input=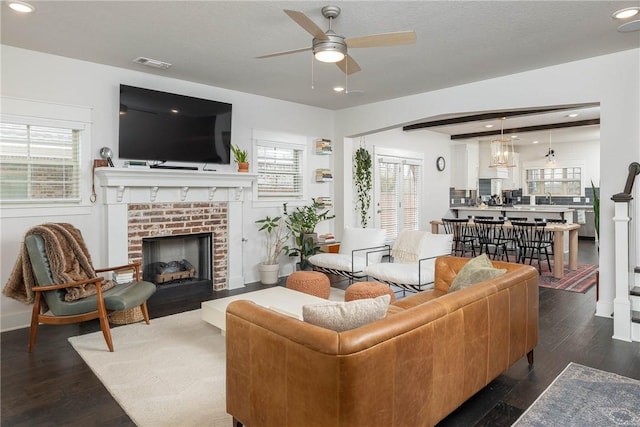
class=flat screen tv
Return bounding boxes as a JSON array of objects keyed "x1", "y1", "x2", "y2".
[{"x1": 118, "y1": 84, "x2": 232, "y2": 165}]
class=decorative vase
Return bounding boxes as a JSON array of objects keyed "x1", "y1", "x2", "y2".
[
  {"x1": 258, "y1": 263, "x2": 279, "y2": 285},
  {"x1": 237, "y1": 162, "x2": 249, "y2": 173}
]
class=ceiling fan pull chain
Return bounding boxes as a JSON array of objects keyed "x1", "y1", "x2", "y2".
[{"x1": 311, "y1": 53, "x2": 315, "y2": 89}]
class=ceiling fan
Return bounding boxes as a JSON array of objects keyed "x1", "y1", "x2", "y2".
[{"x1": 256, "y1": 5, "x2": 416, "y2": 75}]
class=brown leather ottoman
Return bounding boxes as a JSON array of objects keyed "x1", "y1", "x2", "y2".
[
  {"x1": 286, "y1": 271, "x2": 331, "y2": 299},
  {"x1": 345, "y1": 281, "x2": 396, "y2": 302}
]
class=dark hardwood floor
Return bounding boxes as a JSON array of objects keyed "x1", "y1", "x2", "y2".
[{"x1": 2, "y1": 240, "x2": 639, "y2": 427}]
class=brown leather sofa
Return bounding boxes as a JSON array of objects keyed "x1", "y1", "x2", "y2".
[{"x1": 226, "y1": 256, "x2": 539, "y2": 427}]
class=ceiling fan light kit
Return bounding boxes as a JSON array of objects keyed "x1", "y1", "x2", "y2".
[{"x1": 257, "y1": 5, "x2": 416, "y2": 78}]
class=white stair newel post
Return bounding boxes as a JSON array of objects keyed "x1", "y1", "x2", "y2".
[{"x1": 612, "y1": 200, "x2": 632, "y2": 342}]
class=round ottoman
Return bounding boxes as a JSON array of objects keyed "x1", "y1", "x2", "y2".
[
  {"x1": 345, "y1": 281, "x2": 396, "y2": 302},
  {"x1": 286, "y1": 271, "x2": 331, "y2": 299}
]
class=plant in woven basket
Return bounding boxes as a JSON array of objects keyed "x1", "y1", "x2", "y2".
[{"x1": 354, "y1": 146, "x2": 372, "y2": 227}]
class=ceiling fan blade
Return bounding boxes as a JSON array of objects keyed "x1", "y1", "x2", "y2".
[
  {"x1": 335, "y1": 55, "x2": 362, "y2": 75},
  {"x1": 256, "y1": 47, "x2": 311, "y2": 59},
  {"x1": 346, "y1": 31, "x2": 416, "y2": 48},
  {"x1": 284, "y1": 9, "x2": 329, "y2": 40}
]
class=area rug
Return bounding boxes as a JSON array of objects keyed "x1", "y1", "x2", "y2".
[
  {"x1": 68, "y1": 287, "x2": 345, "y2": 427},
  {"x1": 69, "y1": 309, "x2": 230, "y2": 427},
  {"x1": 537, "y1": 263, "x2": 598, "y2": 293},
  {"x1": 513, "y1": 362, "x2": 640, "y2": 426},
  {"x1": 462, "y1": 253, "x2": 598, "y2": 293}
]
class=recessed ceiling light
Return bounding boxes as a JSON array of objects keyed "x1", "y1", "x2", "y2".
[
  {"x1": 567, "y1": 113, "x2": 579, "y2": 118},
  {"x1": 170, "y1": 109, "x2": 179, "y2": 114},
  {"x1": 8, "y1": 1, "x2": 35, "y2": 13},
  {"x1": 511, "y1": 135, "x2": 517, "y2": 139},
  {"x1": 612, "y1": 7, "x2": 639, "y2": 20},
  {"x1": 485, "y1": 124, "x2": 494, "y2": 128},
  {"x1": 532, "y1": 140, "x2": 539, "y2": 144},
  {"x1": 333, "y1": 86, "x2": 345, "y2": 93}
]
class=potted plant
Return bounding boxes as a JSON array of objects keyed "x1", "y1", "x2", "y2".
[
  {"x1": 230, "y1": 144, "x2": 249, "y2": 172},
  {"x1": 255, "y1": 215, "x2": 289, "y2": 284},
  {"x1": 283, "y1": 202, "x2": 335, "y2": 270},
  {"x1": 354, "y1": 146, "x2": 372, "y2": 227}
]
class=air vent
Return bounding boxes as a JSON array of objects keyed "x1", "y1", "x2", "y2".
[{"x1": 133, "y1": 57, "x2": 172, "y2": 70}]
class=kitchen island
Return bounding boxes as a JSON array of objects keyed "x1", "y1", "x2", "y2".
[{"x1": 451, "y1": 205, "x2": 575, "y2": 222}]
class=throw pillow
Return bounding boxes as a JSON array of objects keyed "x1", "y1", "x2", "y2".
[
  {"x1": 302, "y1": 294, "x2": 391, "y2": 332},
  {"x1": 449, "y1": 254, "x2": 506, "y2": 292}
]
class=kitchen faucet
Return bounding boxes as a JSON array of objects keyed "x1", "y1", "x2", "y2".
[{"x1": 545, "y1": 192, "x2": 554, "y2": 205}]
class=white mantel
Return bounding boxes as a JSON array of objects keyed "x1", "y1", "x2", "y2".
[
  {"x1": 96, "y1": 168, "x2": 257, "y2": 289},
  {"x1": 95, "y1": 168, "x2": 257, "y2": 204}
]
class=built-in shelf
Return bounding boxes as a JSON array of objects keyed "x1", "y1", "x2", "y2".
[{"x1": 314, "y1": 138, "x2": 332, "y2": 155}]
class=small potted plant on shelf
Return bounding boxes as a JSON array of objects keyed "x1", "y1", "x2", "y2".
[
  {"x1": 283, "y1": 201, "x2": 335, "y2": 270},
  {"x1": 230, "y1": 144, "x2": 249, "y2": 172},
  {"x1": 255, "y1": 214, "x2": 289, "y2": 284}
]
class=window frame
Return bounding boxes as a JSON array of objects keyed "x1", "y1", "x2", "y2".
[
  {"x1": 251, "y1": 129, "x2": 308, "y2": 207},
  {"x1": 372, "y1": 146, "x2": 424, "y2": 242},
  {"x1": 0, "y1": 98, "x2": 92, "y2": 215},
  {"x1": 522, "y1": 160, "x2": 586, "y2": 197}
]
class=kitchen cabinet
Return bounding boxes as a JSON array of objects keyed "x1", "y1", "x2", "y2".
[{"x1": 451, "y1": 142, "x2": 479, "y2": 190}]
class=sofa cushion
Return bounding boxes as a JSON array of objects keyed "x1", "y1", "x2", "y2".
[
  {"x1": 449, "y1": 254, "x2": 506, "y2": 292},
  {"x1": 302, "y1": 294, "x2": 391, "y2": 332},
  {"x1": 307, "y1": 253, "x2": 368, "y2": 275},
  {"x1": 339, "y1": 227, "x2": 387, "y2": 264}
]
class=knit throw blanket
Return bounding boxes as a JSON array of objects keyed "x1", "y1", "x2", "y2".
[
  {"x1": 391, "y1": 230, "x2": 427, "y2": 263},
  {"x1": 3, "y1": 223, "x2": 114, "y2": 307}
]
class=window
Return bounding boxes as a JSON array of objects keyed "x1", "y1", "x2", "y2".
[
  {"x1": 374, "y1": 149, "x2": 423, "y2": 241},
  {"x1": 525, "y1": 166, "x2": 582, "y2": 196},
  {"x1": 0, "y1": 122, "x2": 81, "y2": 203},
  {"x1": 254, "y1": 139, "x2": 306, "y2": 202}
]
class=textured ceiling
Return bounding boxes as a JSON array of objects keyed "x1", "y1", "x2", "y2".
[{"x1": 2, "y1": 1, "x2": 639, "y2": 112}]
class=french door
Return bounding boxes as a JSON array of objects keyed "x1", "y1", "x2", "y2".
[{"x1": 373, "y1": 149, "x2": 423, "y2": 241}]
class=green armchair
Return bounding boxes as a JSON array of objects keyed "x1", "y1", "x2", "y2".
[{"x1": 25, "y1": 230, "x2": 156, "y2": 352}]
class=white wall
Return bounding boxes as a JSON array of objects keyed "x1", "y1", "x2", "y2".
[
  {"x1": 517, "y1": 139, "x2": 601, "y2": 191},
  {"x1": 333, "y1": 49, "x2": 640, "y2": 320},
  {"x1": 351, "y1": 128, "x2": 452, "y2": 229},
  {"x1": 0, "y1": 46, "x2": 335, "y2": 331}
]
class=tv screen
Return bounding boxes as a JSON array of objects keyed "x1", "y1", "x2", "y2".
[{"x1": 118, "y1": 84, "x2": 232, "y2": 165}]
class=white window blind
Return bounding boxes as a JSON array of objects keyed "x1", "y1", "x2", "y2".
[
  {"x1": 376, "y1": 155, "x2": 422, "y2": 241},
  {"x1": 255, "y1": 140, "x2": 304, "y2": 200},
  {"x1": 0, "y1": 122, "x2": 81, "y2": 203}
]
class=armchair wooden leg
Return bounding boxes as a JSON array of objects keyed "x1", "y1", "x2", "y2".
[
  {"x1": 140, "y1": 302, "x2": 151, "y2": 325},
  {"x1": 527, "y1": 349, "x2": 534, "y2": 367},
  {"x1": 97, "y1": 301, "x2": 114, "y2": 352},
  {"x1": 28, "y1": 294, "x2": 41, "y2": 353}
]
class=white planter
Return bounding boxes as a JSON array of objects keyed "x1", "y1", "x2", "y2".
[{"x1": 258, "y1": 263, "x2": 280, "y2": 285}]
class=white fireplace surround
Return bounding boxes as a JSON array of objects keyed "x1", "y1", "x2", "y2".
[{"x1": 96, "y1": 168, "x2": 256, "y2": 289}]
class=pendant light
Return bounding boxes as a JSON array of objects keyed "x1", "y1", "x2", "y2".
[
  {"x1": 489, "y1": 117, "x2": 516, "y2": 168},
  {"x1": 545, "y1": 129, "x2": 556, "y2": 165}
]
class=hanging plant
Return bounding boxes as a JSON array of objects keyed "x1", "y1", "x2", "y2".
[{"x1": 354, "y1": 146, "x2": 372, "y2": 227}]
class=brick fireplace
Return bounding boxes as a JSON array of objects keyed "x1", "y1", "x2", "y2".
[
  {"x1": 96, "y1": 168, "x2": 256, "y2": 290},
  {"x1": 128, "y1": 202, "x2": 227, "y2": 289}
]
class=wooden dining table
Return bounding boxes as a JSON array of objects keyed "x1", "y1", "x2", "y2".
[{"x1": 430, "y1": 219, "x2": 581, "y2": 279}]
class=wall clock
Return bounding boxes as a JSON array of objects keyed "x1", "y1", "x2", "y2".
[{"x1": 436, "y1": 156, "x2": 446, "y2": 172}]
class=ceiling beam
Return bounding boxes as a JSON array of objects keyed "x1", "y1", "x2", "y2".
[
  {"x1": 450, "y1": 119, "x2": 600, "y2": 140},
  {"x1": 402, "y1": 107, "x2": 576, "y2": 131}
]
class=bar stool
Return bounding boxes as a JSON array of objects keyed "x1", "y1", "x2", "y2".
[{"x1": 441, "y1": 218, "x2": 476, "y2": 257}]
